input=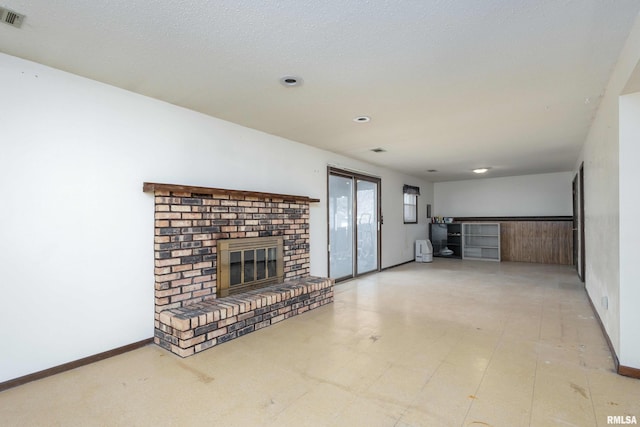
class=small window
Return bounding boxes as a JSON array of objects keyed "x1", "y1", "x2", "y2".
[{"x1": 403, "y1": 185, "x2": 420, "y2": 224}]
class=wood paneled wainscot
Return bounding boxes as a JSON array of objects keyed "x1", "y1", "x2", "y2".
[{"x1": 456, "y1": 217, "x2": 573, "y2": 265}]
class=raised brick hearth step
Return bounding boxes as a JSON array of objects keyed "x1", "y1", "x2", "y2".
[{"x1": 154, "y1": 276, "x2": 334, "y2": 357}]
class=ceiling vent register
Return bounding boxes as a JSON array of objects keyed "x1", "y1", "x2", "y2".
[{"x1": 0, "y1": 7, "x2": 24, "y2": 28}]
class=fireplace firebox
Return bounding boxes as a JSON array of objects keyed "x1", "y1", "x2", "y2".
[{"x1": 217, "y1": 236, "x2": 284, "y2": 297}]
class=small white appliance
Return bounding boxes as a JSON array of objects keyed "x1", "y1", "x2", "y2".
[{"x1": 415, "y1": 239, "x2": 433, "y2": 263}]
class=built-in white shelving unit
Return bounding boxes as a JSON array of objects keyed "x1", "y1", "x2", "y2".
[{"x1": 462, "y1": 223, "x2": 501, "y2": 261}]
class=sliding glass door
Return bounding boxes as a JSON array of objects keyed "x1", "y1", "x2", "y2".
[
  {"x1": 328, "y1": 168, "x2": 380, "y2": 280},
  {"x1": 328, "y1": 174, "x2": 354, "y2": 279},
  {"x1": 356, "y1": 178, "x2": 378, "y2": 275}
]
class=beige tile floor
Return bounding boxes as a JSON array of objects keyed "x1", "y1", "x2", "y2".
[{"x1": 1, "y1": 260, "x2": 639, "y2": 426}]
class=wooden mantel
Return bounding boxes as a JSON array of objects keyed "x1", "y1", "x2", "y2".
[{"x1": 142, "y1": 182, "x2": 320, "y2": 203}]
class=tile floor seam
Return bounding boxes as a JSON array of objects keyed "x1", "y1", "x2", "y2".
[
  {"x1": 583, "y1": 365, "x2": 601, "y2": 426},
  {"x1": 393, "y1": 364, "x2": 440, "y2": 427},
  {"x1": 460, "y1": 325, "x2": 508, "y2": 427},
  {"x1": 396, "y1": 325, "x2": 467, "y2": 426},
  {"x1": 527, "y1": 297, "x2": 546, "y2": 427},
  {"x1": 268, "y1": 386, "x2": 313, "y2": 424},
  {"x1": 260, "y1": 370, "x2": 314, "y2": 423},
  {"x1": 329, "y1": 359, "x2": 398, "y2": 425}
]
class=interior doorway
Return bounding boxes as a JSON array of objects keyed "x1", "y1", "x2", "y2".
[
  {"x1": 573, "y1": 163, "x2": 585, "y2": 282},
  {"x1": 327, "y1": 167, "x2": 381, "y2": 281}
]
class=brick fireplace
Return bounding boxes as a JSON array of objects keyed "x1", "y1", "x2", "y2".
[{"x1": 144, "y1": 183, "x2": 334, "y2": 357}]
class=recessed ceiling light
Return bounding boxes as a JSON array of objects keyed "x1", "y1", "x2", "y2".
[
  {"x1": 427, "y1": 169, "x2": 438, "y2": 173},
  {"x1": 353, "y1": 116, "x2": 371, "y2": 123},
  {"x1": 370, "y1": 148, "x2": 386, "y2": 153},
  {"x1": 473, "y1": 167, "x2": 491, "y2": 174},
  {"x1": 280, "y1": 76, "x2": 303, "y2": 87}
]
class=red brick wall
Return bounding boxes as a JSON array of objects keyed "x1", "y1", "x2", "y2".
[{"x1": 153, "y1": 189, "x2": 311, "y2": 321}]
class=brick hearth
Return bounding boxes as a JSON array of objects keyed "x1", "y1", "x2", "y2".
[{"x1": 155, "y1": 277, "x2": 333, "y2": 357}]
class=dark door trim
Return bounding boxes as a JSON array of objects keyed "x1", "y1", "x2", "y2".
[
  {"x1": 327, "y1": 166, "x2": 382, "y2": 281},
  {"x1": 573, "y1": 174, "x2": 579, "y2": 275},
  {"x1": 573, "y1": 162, "x2": 586, "y2": 282},
  {"x1": 580, "y1": 163, "x2": 585, "y2": 282}
]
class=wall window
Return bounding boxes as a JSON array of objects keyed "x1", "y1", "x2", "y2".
[{"x1": 403, "y1": 185, "x2": 420, "y2": 223}]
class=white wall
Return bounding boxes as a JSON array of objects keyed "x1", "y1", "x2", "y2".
[
  {"x1": 619, "y1": 91, "x2": 640, "y2": 368},
  {"x1": 433, "y1": 172, "x2": 573, "y2": 217},
  {"x1": 381, "y1": 173, "x2": 434, "y2": 263},
  {"x1": 577, "y1": 12, "x2": 640, "y2": 369},
  {"x1": 0, "y1": 52, "x2": 432, "y2": 382}
]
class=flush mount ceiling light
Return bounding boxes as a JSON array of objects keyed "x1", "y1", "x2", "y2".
[
  {"x1": 473, "y1": 167, "x2": 491, "y2": 174},
  {"x1": 353, "y1": 116, "x2": 371, "y2": 123},
  {"x1": 279, "y1": 76, "x2": 303, "y2": 87},
  {"x1": 370, "y1": 148, "x2": 386, "y2": 153}
]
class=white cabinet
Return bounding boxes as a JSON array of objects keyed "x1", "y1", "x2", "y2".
[{"x1": 462, "y1": 223, "x2": 500, "y2": 261}]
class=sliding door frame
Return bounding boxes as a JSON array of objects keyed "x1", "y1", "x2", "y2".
[{"x1": 327, "y1": 166, "x2": 382, "y2": 281}]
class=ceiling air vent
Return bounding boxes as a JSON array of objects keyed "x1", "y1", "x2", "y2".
[{"x1": 0, "y1": 7, "x2": 25, "y2": 28}]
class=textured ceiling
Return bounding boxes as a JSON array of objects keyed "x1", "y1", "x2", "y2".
[{"x1": 1, "y1": 0, "x2": 639, "y2": 181}]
